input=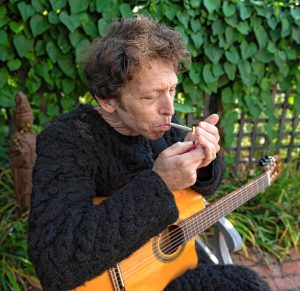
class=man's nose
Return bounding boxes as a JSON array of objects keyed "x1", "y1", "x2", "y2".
[{"x1": 159, "y1": 93, "x2": 175, "y2": 116}]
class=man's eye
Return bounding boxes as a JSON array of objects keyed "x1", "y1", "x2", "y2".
[{"x1": 141, "y1": 96, "x2": 155, "y2": 100}]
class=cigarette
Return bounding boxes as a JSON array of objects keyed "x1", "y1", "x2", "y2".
[{"x1": 170, "y1": 122, "x2": 193, "y2": 132}]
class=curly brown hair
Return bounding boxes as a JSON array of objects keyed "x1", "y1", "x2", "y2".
[{"x1": 82, "y1": 15, "x2": 191, "y2": 100}]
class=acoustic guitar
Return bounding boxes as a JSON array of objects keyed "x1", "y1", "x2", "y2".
[{"x1": 75, "y1": 156, "x2": 281, "y2": 291}]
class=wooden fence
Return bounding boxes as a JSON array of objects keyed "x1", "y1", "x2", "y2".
[{"x1": 186, "y1": 91, "x2": 300, "y2": 173}]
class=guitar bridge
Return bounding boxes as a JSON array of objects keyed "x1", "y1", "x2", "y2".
[{"x1": 109, "y1": 264, "x2": 125, "y2": 291}]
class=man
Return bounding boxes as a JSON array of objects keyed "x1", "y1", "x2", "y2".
[{"x1": 28, "y1": 16, "x2": 270, "y2": 291}]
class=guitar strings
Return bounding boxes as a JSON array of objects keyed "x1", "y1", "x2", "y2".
[
  {"x1": 122, "y1": 180, "x2": 269, "y2": 282},
  {"x1": 121, "y1": 176, "x2": 268, "y2": 280},
  {"x1": 134, "y1": 175, "x2": 269, "y2": 270},
  {"x1": 147, "y1": 170, "x2": 271, "y2": 260},
  {"x1": 122, "y1": 178, "x2": 269, "y2": 282},
  {"x1": 153, "y1": 175, "x2": 269, "y2": 256},
  {"x1": 120, "y1": 175, "x2": 269, "y2": 280},
  {"x1": 121, "y1": 184, "x2": 265, "y2": 282}
]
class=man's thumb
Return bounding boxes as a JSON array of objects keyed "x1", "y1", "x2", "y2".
[{"x1": 204, "y1": 114, "x2": 219, "y2": 125}]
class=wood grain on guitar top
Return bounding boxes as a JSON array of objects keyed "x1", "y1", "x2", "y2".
[{"x1": 75, "y1": 189, "x2": 205, "y2": 291}]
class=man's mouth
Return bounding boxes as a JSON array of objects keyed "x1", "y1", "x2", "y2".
[{"x1": 159, "y1": 124, "x2": 171, "y2": 131}]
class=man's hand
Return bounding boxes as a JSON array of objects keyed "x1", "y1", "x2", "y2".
[
  {"x1": 153, "y1": 141, "x2": 205, "y2": 192},
  {"x1": 184, "y1": 114, "x2": 221, "y2": 168}
]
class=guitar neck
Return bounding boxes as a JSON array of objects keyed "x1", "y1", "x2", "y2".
[{"x1": 181, "y1": 172, "x2": 270, "y2": 241}]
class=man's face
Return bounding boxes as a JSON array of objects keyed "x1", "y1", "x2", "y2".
[{"x1": 114, "y1": 59, "x2": 178, "y2": 140}]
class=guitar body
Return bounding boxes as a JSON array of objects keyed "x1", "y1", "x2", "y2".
[
  {"x1": 75, "y1": 156, "x2": 281, "y2": 290},
  {"x1": 75, "y1": 188, "x2": 205, "y2": 291}
]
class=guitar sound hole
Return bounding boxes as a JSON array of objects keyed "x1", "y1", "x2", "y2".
[{"x1": 159, "y1": 225, "x2": 184, "y2": 255}]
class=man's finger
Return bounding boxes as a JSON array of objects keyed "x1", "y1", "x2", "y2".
[
  {"x1": 195, "y1": 127, "x2": 220, "y2": 145},
  {"x1": 178, "y1": 146, "x2": 206, "y2": 168},
  {"x1": 196, "y1": 124, "x2": 220, "y2": 141},
  {"x1": 203, "y1": 114, "x2": 219, "y2": 125},
  {"x1": 160, "y1": 141, "x2": 193, "y2": 157}
]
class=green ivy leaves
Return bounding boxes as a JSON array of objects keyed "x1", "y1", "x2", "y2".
[
  {"x1": 0, "y1": 0, "x2": 299, "y2": 160},
  {"x1": 291, "y1": 7, "x2": 300, "y2": 21},
  {"x1": 240, "y1": 40, "x2": 257, "y2": 59},
  {"x1": 0, "y1": 68, "x2": 9, "y2": 88},
  {"x1": 253, "y1": 20, "x2": 268, "y2": 48},
  {"x1": 30, "y1": 14, "x2": 49, "y2": 36},
  {"x1": 7, "y1": 59, "x2": 21, "y2": 71},
  {"x1": 46, "y1": 41, "x2": 60, "y2": 63},
  {"x1": 58, "y1": 56, "x2": 76, "y2": 79},
  {"x1": 0, "y1": 31, "x2": 8, "y2": 45},
  {"x1": 13, "y1": 34, "x2": 34, "y2": 58},
  {"x1": 59, "y1": 11, "x2": 80, "y2": 32},
  {"x1": 69, "y1": 0, "x2": 90, "y2": 14},
  {"x1": 203, "y1": 0, "x2": 221, "y2": 14},
  {"x1": 49, "y1": 0, "x2": 67, "y2": 11},
  {"x1": 157, "y1": 0, "x2": 299, "y2": 149},
  {"x1": 225, "y1": 46, "x2": 240, "y2": 64},
  {"x1": 17, "y1": 2, "x2": 35, "y2": 21},
  {"x1": 204, "y1": 45, "x2": 223, "y2": 64}
]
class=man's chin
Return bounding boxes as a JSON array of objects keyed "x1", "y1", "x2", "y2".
[{"x1": 146, "y1": 131, "x2": 166, "y2": 140}]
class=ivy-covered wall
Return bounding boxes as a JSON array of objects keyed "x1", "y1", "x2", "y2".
[{"x1": 1, "y1": 0, "x2": 299, "y2": 163}]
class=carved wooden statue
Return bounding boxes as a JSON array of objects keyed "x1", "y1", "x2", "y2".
[{"x1": 9, "y1": 92, "x2": 37, "y2": 213}]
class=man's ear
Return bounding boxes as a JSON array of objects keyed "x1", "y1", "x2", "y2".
[{"x1": 95, "y1": 96, "x2": 117, "y2": 113}]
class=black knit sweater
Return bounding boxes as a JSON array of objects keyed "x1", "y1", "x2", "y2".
[{"x1": 28, "y1": 105, "x2": 224, "y2": 290}]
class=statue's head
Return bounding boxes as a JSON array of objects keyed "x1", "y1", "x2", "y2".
[{"x1": 15, "y1": 92, "x2": 34, "y2": 130}]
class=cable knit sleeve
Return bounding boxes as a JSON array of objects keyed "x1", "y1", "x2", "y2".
[
  {"x1": 191, "y1": 154, "x2": 225, "y2": 195},
  {"x1": 28, "y1": 120, "x2": 178, "y2": 291}
]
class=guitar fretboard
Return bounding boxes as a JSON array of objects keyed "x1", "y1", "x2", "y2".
[{"x1": 181, "y1": 172, "x2": 270, "y2": 241}]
